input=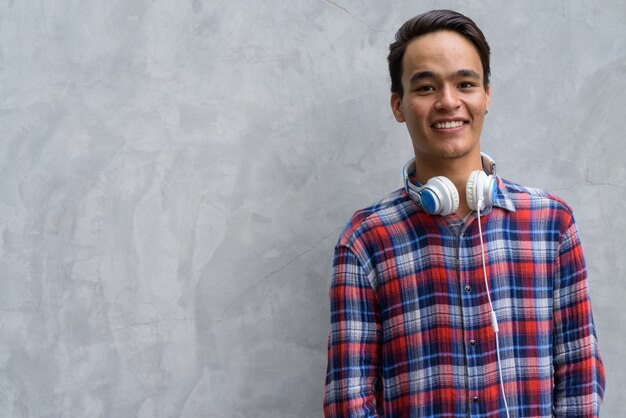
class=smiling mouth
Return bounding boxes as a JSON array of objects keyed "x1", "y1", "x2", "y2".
[{"x1": 432, "y1": 120, "x2": 467, "y2": 129}]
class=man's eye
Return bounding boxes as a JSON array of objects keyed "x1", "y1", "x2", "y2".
[
  {"x1": 416, "y1": 85, "x2": 434, "y2": 92},
  {"x1": 459, "y1": 82, "x2": 475, "y2": 88}
]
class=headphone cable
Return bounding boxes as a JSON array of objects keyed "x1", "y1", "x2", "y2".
[{"x1": 477, "y1": 205, "x2": 511, "y2": 418}]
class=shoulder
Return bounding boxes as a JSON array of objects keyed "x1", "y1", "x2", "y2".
[
  {"x1": 500, "y1": 177, "x2": 572, "y2": 211},
  {"x1": 498, "y1": 177, "x2": 576, "y2": 229},
  {"x1": 337, "y1": 188, "x2": 414, "y2": 249}
]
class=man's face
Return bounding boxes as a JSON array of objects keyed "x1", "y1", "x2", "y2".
[{"x1": 391, "y1": 30, "x2": 490, "y2": 163}]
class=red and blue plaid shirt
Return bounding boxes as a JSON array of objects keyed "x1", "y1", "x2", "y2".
[{"x1": 324, "y1": 177, "x2": 605, "y2": 417}]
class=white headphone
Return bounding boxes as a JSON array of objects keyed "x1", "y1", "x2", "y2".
[{"x1": 403, "y1": 152, "x2": 498, "y2": 215}]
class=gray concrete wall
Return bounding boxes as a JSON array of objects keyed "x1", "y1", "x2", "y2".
[{"x1": 0, "y1": 0, "x2": 623, "y2": 416}]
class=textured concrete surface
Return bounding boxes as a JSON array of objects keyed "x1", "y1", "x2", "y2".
[{"x1": 0, "y1": 0, "x2": 624, "y2": 416}]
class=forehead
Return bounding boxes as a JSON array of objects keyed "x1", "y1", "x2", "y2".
[{"x1": 401, "y1": 30, "x2": 483, "y2": 79}]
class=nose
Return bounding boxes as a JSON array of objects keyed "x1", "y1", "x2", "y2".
[{"x1": 435, "y1": 85, "x2": 461, "y2": 111}]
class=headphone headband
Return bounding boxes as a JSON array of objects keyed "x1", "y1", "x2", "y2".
[
  {"x1": 403, "y1": 152, "x2": 496, "y2": 186},
  {"x1": 480, "y1": 152, "x2": 497, "y2": 176}
]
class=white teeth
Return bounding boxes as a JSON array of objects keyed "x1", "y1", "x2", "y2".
[{"x1": 434, "y1": 121, "x2": 464, "y2": 129}]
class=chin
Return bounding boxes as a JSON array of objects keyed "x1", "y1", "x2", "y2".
[
  {"x1": 429, "y1": 146, "x2": 474, "y2": 160},
  {"x1": 440, "y1": 150, "x2": 470, "y2": 159}
]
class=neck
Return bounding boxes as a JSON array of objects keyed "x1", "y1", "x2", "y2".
[{"x1": 413, "y1": 151, "x2": 483, "y2": 217}]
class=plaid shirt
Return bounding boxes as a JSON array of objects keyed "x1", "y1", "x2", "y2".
[{"x1": 324, "y1": 177, "x2": 605, "y2": 417}]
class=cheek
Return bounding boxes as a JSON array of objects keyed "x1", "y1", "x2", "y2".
[
  {"x1": 472, "y1": 95, "x2": 489, "y2": 109},
  {"x1": 467, "y1": 100, "x2": 487, "y2": 117},
  {"x1": 406, "y1": 102, "x2": 430, "y2": 120}
]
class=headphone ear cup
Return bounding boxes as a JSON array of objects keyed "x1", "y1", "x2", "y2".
[
  {"x1": 424, "y1": 176, "x2": 459, "y2": 216},
  {"x1": 484, "y1": 175, "x2": 496, "y2": 207},
  {"x1": 466, "y1": 170, "x2": 481, "y2": 211},
  {"x1": 467, "y1": 171, "x2": 496, "y2": 211}
]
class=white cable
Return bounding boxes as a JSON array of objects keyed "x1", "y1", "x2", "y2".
[
  {"x1": 494, "y1": 332, "x2": 510, "y2": 418},
  {"x1": 476, "y1": 203, "x2": 510, "y2": 418}
]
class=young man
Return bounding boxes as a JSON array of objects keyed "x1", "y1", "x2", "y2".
[{"x1": 324, "y1": 10, "x2": 605, "y2": 417}]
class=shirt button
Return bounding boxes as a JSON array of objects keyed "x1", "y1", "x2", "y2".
[
  {"x1": 472, "y1": 396, "x2": 479, "y2": 403},
  {"x1": 469, "y1": 340, "x2": 476, "y2": 347},
  {"x1": 464, "y1": 285, "x2": 472, "y2": 293}
]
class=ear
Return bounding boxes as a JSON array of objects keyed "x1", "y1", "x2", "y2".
[
  {"x1": 485, "y1": 84, "x2": 491, "y2": 113},
  {"x1": 390, "y1": 93, "x2": 405, "y2": 123}
]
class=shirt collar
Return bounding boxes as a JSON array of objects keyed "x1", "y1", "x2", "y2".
[{"x1": 492, "y1": 176, "x2": 516, "y2": 212}]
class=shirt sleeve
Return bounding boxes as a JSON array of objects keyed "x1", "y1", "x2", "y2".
[
  {"x1": 324, "y1": 244, "x2": 383, "y2": 417},
  {"x1": 552, "y1": 219, "x2": 605, "y2": 417}
]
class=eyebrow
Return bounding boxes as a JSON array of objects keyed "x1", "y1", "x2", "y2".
[{"x1": 409, "y1": 69, "x2": 481, "y2": 85}]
